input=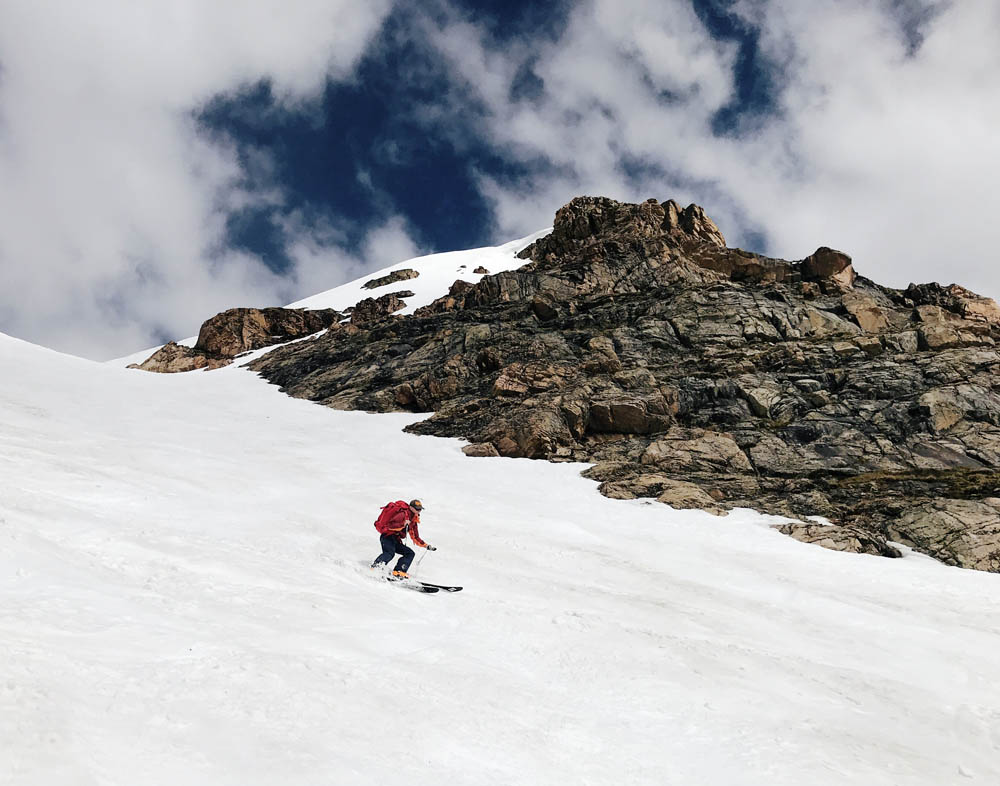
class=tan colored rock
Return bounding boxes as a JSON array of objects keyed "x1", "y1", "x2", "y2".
[
  {"x1": 656, "y1": 479, "x2": 727, "y2": 515},
  {"x1": 918, "y1": 325, "x2": 963, "y2": 350},
  {"x1": 800, "y1": 281, "x2": 820, "y2": 299},
  {"x1": 919, "y1": 390, "x2": 965, "y2": 432},
  {"x1": 598, "y1": 473, "x2": 672, "y2": 499},
  {"x1": 917, "y1": 384, "x2": 1000, "y2": 434},
  {"x1": 833, "y1": 340, "x2": 861, "y2": 356},
  {"x1": 959, "y1": 295, "x2": 1000, "y2": 324},
  {"x1": 800, "y1": 306, "x2": 861, "y2": 338},
  {"x1": 488, "y1": 409, "x2": 574, "y2": 459},
  {"x1": 128, "y1": 342, "x2": 227, "y2": 373},
  {"x1": 596, "y1": 474, "x2": 726, "y2": 514},
  {"x1": 914, "y1": 304, "x2": 951, "y2": 325},
  {"x1": 843, "y1": 293, "x2": 890, "y2": 332},
  {"x1": 582, "y1": 335, "x2": 622, "y2": 373},
  {"x1": 889, "y1": 499, "x2": 1000, "y2": 572},
  {"x1": 491, "y1": 372, "x2": 526, "y2": 397},
  {"x1": 855, "y1": 336, "x2": 883, "y2": 356},
  {"x1": 473, "y1": 266, "x2": 490, "y2": 275},
  {"x1": 739, "y1": 384, "x2": 783, "y2": 418},
  {"x1": 586, "y1": 395, "x2": 671, "y2": 435},
  {"x1": 801, "y1": 247, "x2": 855, "y2": 289},
  {"x1": 775, "y1": 523, "x2": 901, "y2": 558},
  {"x1": 495, "y1": 436, "x2": 518, "y2": 456},
  {"x1": 896, "y1": 331, "x2": 920, "y2": 353},
  {"x1": 674, "y1": 202, "x2": 726, "y2": 247},
  {"x1": 492, "y1": 362, "x2": 566, "y2": 397},
  {"x1": 462, "y1": 442, "x2": 500, "y2": 457}
]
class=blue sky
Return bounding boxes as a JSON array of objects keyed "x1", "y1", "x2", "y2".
[
  {"x1": 0, "y1": 0, "x2": 997, "y2": 359},
  {"x1": 202, "y1": 0, "x2": 775, "y2": 268}
]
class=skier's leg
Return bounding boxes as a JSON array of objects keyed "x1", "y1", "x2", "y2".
[
  {"x1": 372, "y1": 534, "x2": 397, "y2": 567},
  {"x1": 394, "y1": 542, "x2": 416, "y2": 572}
]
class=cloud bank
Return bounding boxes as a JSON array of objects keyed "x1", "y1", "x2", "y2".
[
  {"x1": 1, "y1": 0, "x2": 998, "y2": 359},
  {"x1": 0, "y1": 0, "x2": 403, "y2": 358},
  {"x1": 422, "y1": 0, "x2": 1000, "y2": 295}
]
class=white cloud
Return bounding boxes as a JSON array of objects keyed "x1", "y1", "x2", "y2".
[
  {"x1": 0, "y1": 0, "x2": 400, "y2": 359},
  {"x1": 4, "y1": 0, "x2": 999, "y2": 359},
  {"x1": 424, "y1": 0, "x2": 1000, "y2": 299}
]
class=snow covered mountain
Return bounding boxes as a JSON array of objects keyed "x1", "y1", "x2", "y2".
[{"x1": 3, "y1": 235, "x2": 1000, "y2": 785}]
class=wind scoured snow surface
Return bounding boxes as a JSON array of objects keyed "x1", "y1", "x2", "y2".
[{"x1": 3, "y1": 340, "x2": 1000, "y2": 783}]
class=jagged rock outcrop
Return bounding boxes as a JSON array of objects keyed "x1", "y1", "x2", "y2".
[
  {"x1": 246, "y1": 195, "x2": 1000, "y2": 572},
  {"x1": 363, "y1": 269, "x2": 419, "y2": 290},
  {"x1": 131, "y1": 307, "x2": 341, "y2": 372},
  {"x1": 196, "y1": 307, "x2": 342, "y2": 357},
  {"x1": 128, "y1": 341, "x2": 228, "y2": 373},
  {"x1": 350, "y1": 292, "x2": 413, "y2": 325}
]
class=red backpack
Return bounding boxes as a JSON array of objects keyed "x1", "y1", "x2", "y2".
[{"x1": 374, "y1": 500, "x2": 410, "y2": 534}]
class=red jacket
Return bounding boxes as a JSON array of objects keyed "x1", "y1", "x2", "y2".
[{"x1": 374, "y1": 500, "x2": 427, "y2": 547}]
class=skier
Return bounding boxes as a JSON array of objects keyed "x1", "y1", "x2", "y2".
[{"x1": 371, "y1": 499, "x2": 436, "y2": 578}]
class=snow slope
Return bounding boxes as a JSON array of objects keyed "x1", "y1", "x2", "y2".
[
  {"x1": 3, "y1": 331, "x2": 1000, "y2": 784},
  {"x1": 112, "y1": 231, "x2": 550, "y2": 367},
  {"x1": 286, "y1": 229, "x2": 551, "y2": 314}
]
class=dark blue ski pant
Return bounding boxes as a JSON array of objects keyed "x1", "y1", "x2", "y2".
[{"x1": 372, "y1": 534, "x2": 415, "y2": 572}]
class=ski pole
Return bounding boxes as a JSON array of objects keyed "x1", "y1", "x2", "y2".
[{"x1": 414, "y1": 548, "x2": 428, "y2": 575}]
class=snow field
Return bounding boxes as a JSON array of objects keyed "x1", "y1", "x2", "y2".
[{"x1": 3, "y1": 328, "x2": 1000, "y2": 784}]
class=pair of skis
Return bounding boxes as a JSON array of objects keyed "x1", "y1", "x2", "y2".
[{"x1": 386, "y1": 576, "x2": 463, "y2": 594}]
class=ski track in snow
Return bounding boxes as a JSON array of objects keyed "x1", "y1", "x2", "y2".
[{"x1": 3, "y1": 240, "x2": 1000, "y2": 784}]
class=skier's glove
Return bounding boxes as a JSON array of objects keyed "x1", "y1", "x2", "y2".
[{"x1": 426, "y1": 544, "x2": 437, "y2": 551}]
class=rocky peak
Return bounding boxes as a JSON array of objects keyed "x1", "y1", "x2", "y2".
[
  {"x1": 520, "y1": 195, "x2": 725, "y2": 263},
  {"x1": 663, "y1": 199, "x2": 727, "y2": 247},
  {"x1": 515, "y1": 196, "x2": 857, "y2": 295},
  {"x1": 223, "y1": 194, "x2": 1000, "y2": 574}
]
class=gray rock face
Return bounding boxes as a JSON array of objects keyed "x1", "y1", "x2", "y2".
[{"x1": 247, "y1": 195, "x2": 1000, "y2": 572}]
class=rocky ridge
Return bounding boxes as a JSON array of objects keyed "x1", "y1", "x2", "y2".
[
  {"x1": 168, "y1": 196, "x2": 1000, "y2": 572},
  {"x1": 130, "y1": 307, "x2": 342, "y2": 372}
]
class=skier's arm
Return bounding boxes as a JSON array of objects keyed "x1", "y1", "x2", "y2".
[{"x1": 408, "y1": 515, "x2": 429, "y2": 549}]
